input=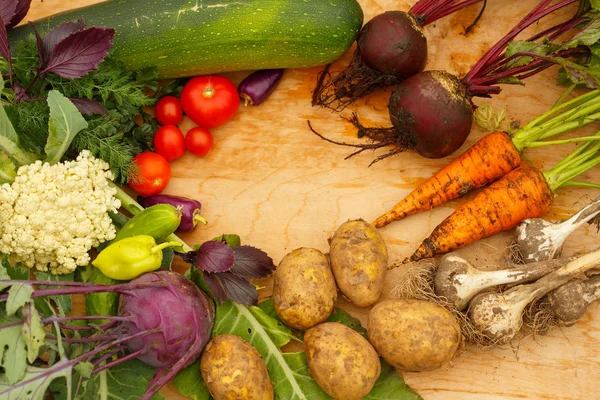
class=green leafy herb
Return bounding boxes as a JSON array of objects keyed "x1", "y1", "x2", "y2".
[
  {"x1": 173, "y1": 361, "x2": 211, "y2": 400},
  {"x1": 45, "y1": 90, "x2": 88, "y2": 164},
  {"x1": 474, "y1": 104, "x2": 507, "y2": 132},
  {"x1": 0, "y1": 75, "x2": 35, "y2": 165}
]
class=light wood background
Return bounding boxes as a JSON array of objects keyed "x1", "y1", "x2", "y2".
[{"x1": 23, "y1": 1, "x2": 600, "y2": 399}]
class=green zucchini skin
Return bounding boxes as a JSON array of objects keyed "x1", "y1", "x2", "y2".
[{"x1": 11, "y1": 0, "x2": 364, "y2": 78}]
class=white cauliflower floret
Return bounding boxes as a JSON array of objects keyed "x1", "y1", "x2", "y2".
[{"x1": 0, "y1": 151, "x2": 121, "y2": 274}]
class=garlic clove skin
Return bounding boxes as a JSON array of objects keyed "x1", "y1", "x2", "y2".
[{"x1": 514, "y1": 218, "x2": 566, "y2": 263}]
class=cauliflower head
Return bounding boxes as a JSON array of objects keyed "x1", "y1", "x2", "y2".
[{"x1": 0, "y1": 151, "x2": 121, "y2": 274}]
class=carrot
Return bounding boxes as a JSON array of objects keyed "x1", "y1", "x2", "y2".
[
  {"x1": 373, "y1": 131, "x2": 520, "y2": 228},
  {"x1": 374, "y1": 89, "x2": 600, "y2": 228},
  {"x1": 407, "y1": 166, "x2": 553, "y2": 263},
  {"x1": 397, "y1": 133, "x2": 600, "y2": 265}
]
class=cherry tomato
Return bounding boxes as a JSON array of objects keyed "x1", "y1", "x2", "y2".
[
  {"x1": 185, "y1": 127, "x2": 214, "y2": 156},
  {"x1": 128, "y1": 152, "x2": 171, "y2": 196},
  {"x1": 154, "y1": 125, "x2": 185, "y2": 162},
  {"x1": 155, "y1": 96, "x2": 183, "y2": 125},
  {"x1": 180, "y1": 75, "x2": 240, "y2": 129}
]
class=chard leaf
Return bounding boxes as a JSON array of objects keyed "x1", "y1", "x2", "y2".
[
  {"x1": 195, "y1": 241, "x2": 235, "y2": 273},
  {"x1": 69, "y1": 97, "x2": 108, "y2": 116},
  {"x1": 44, "y1": 90, "x2": 88, "y2": 164},
  {"x1": 212, "y1": 301, "x2": 330, "y2": 399},
  {"x1": 41, "y1": 26, "x2": 115, "y2": 79},
  {"x1": 5, "y1": 0, "x2": 31, "y2": 29},
  {"x1": 173, "y1": 361, "x2": 210, "y2": 400},
  {"x1": 6, "y1": 282, "x2": 33, "y2": 316},
  {"x1": 366, "y1": 362, "x2": 423, "y2": 400},
  {"x1": 22, "y1": 302, "x2": 44, "y2": 363},
  {"x1": 0, "y1": 314, "x2": 27, "y2": 384},
  {"x1": 231, "y1": 245, "x2": 276, "y2": 279},
  {"x1": 0, "y1": 151, "x2": 15, "y2": 183},
  {"x1": 0, "y1": 76, "x2": 36, "y2": 165}
]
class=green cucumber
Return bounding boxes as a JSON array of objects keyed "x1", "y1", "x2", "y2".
[
  {"x1": 10, "y1": 0, "x2": 364, "y2": 78},
  {"x1": 113, "y1": 204, "x2": 181, "y2": 243},
  {"x1": 86, "y1": 267, "x2": 120, "y2": 325}
]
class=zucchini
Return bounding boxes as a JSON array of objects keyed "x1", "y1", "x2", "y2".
[{"x1": 10, "y1": 0, "x2": 364, "y2": 78}]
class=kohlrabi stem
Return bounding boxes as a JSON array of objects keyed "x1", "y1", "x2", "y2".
[
  {"x1": 91, "y1": 344, "x2": 126, "y2": 366},
  {"x1": 0, "y1": 281, "x2": 167, "y2": 302},
  {"x1": 44, "y1": 315, "x2": 130, "y2": 323},
  {"x1": 110, "y1": 182, "x2": 193, "y2": 253},
  {"x1": 46, "y1": 333, "x2": 119, "y2": 343},
  {"x1": 92, "y1": 348, "x2": 145, "y2": 374}
]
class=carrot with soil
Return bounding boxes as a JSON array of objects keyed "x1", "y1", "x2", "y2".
[
  {"x1": 373, "y1": 88, "x2": 600, "y2": 228},
  {"x1": 396, "y1": 133, "x2": 600, "y2": 265},
  {"x1": 313, "y1": 0, "x2": 597, "y2": 161},
  {"x1": 312, "y1": 0, "x2": 487, "y2": 111}
]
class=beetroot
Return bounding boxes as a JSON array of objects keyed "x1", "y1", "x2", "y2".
[
  {"x1": 312, "y1": 0, "x2": 486, "y2": 111},
  {"x1": 312, "y1": 0, "x2": 590, "y2": 161}
]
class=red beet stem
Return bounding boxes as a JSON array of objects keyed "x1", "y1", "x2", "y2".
[
  {"x1": 410, "y1": 0, "x2": 485, "y2": 26},
  {"x1": 463, "y1": 0, "x2": 578, "y2": 87}
]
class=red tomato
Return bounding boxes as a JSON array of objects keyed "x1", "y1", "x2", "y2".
[
  {"x1": 154, "y1": 125, "x2": 185, "y2": 162},
  {"x1": 155, "y1": 96, "x2": 183, "y2": 125},
  {"x1": 128, "y1": 152, "x2": 171, "y2": 196},
  {"x1": 185, "y1": 127, "x2": 214, "y2": 157},
  {"x1": 180, "y1": 76, "x2": 240, "y2": 129}
]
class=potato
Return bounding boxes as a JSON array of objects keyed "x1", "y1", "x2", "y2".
[
  {"x1": 368, "y1": 299, "x2": 462, "y2": 372},
  {"x1": 200, "y1": 334, "x2": 273, "y2": 400},
  {"x1": 305, "y1": 322, "x2": 380, "y2": 400},
  {"x1": 329, "y1": 219, "x2": 388, "y2": 307},
  {"x1": 273, "y1": 248, "x2": 337, "y2": 330}
]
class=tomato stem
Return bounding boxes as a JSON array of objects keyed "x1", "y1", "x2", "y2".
[{"x1": 203, "y1": 86, "x2": 215, "y2": 98}]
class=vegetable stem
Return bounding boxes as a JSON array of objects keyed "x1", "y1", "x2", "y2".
[
  {"x1": 151, "y1": 241, "x2": 183, "y2": 254},
  {"x1": 544, "y1": 135, "x2": 600, "y2": 191}
]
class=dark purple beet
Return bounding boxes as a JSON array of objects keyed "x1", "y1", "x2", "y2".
[
  {"x1": 138, "y1": 194, "x2": 207, "y2": 232},
  {"x1": 238, "y1": 69, "x2": 284, "y2": 106},
  {"x1": 388, "y1": 70, "x2": 473, "y2": 158},
  {"x1": 358, "y1": 11, "x2": 427, "y2": 79}
]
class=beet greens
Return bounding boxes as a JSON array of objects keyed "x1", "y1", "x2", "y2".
[
  {"x1": 313, "y1": 0, "x2": 599, "y2": 162},
  {"x1": 312, "y1": 0, "x2": 486, "y2": 111}
]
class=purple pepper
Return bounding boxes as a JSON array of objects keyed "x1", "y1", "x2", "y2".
[
  {"x1": 137, "y1": 194, "x2": 207, "y2": 232},
  {"x1": 238, "y1": 69, "x2": 284, "y2": 106}
]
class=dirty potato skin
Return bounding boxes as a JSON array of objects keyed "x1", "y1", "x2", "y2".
[
  {"x1": 329, "y1": 219, "x2": 388, "y2": 307},
  {"x1": 273, "y1": 248, "x2": 337, "y2": 330},
  {"x1": 368, "y1": 299, "x2": 462, "y2": 372},
  {"x1": 305, "y1": 322, "x2": 381, "y2": 400},
  {"x1": 200, "y1": 334, "x2": 274, "y2": 400}
]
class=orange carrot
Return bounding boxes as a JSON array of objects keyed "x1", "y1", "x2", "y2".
[
  {"x1": 373, "y1": 131, "x2": 520, "y2": 228},
  {"x1": 374, "y1": 89, "x2": 600, "y2": 229},
  {"x1": 405, "y1": 166, "x2": 554, "y2": 264}
]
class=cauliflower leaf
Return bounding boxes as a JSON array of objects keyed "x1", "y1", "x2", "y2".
[{"x1": 44, "y1": 90, "x2": 88, "y2": 164}]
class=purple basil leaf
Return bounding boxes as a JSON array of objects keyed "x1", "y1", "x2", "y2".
[
  {"x1": 30, "y1": 23, "x2": 48, "y2": 68},
  {"x1": 0, "y1": 12, "x2": 11, "y2": 84},
  {"x1": 41, "y1": 19, "x2": 85, "y2": 64},
  {"x1": 231, "y1": 245, "x2": 276, "y2": 279},
  {"x1": 6, "y1": 0, "x2": 31, "y2": 29},
  {"x1": 13, "y1": 82, "x2": 29, "y2": 101},
  {"x1": 42, "y1": 26, "x2": 115, "y2": 79},
  {"x1": 0, "y1": 0, "x2": 17, "y2": 29},
  {"x1": 195, "y1": 241, "x2": 235, "y2": 273},
  {"x1": 69, "y1": 97, "x2": 108, "y2": 116},
  {"x1": 203, "y1": 271, "x2": 227, "y2": 304},
  {"x1": 219, "y1": 272, "x2": 259, "y2": 306}
]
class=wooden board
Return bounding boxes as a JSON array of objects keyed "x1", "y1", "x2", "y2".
[{"x1": 23, "y1": 1, "x2": 600, "y2": 399}]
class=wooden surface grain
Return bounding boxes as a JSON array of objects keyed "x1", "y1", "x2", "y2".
[{"x1": 22, "y1": 1, "x2": 600, "y2": 399}]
